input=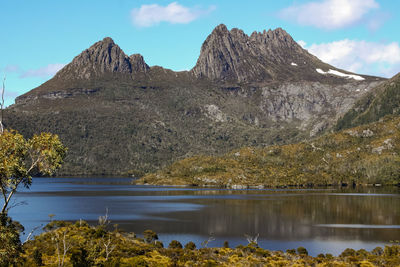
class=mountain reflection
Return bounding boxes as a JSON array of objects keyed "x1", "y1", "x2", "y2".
[
  {"x1": 130, "y1": 189, "x2": 400, "y2": 242},
  {"x1": 11, "y1": 178, "x2": 400, "y2": 252}
]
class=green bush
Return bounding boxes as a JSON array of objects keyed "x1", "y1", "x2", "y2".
[
  {"x1": 340, "y1": 248, "x2": 356, "y2": 257},
  {"x1": 168, "y1": 240, "x2": 183, "y2": 249},
  {"x1": 0, "y1": 215, "x2": 23, "y2": 266},
  {"x1": 184, "y1": 241, "x2": 196, "y2": 250},
  {"x1": 297, "y1": 246, "x2": 308, "y2": 255}
]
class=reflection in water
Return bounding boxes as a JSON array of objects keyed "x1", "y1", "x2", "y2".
[
  {"x1": 315, "y1": 224, "x2": 400, "y2": 229},
  {"x1": 8, "y1": 177, "x2": 400, "y2": 256}
]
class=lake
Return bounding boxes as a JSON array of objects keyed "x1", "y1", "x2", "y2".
[{"x1": 8, "y1": 177, "x2": 400, "y2": 256}]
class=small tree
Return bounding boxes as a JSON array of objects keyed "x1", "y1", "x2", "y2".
[
  {"x1": 0, "y1": 79, "x2": 67, "y2": 263},
  {"x1": 184, "y1": 241, "x2": 196, "y2": 250},
  {"x1": 0, "y1": 130, "x2": 66, "y2": 215},
  {"x1": 0, "y1": 214, "x2": 23, "y2": 266},
  {"x1": 143, "y1": 229, "x2": 158, "y2": 244},
  {"x1": 168, "y1": 240, "x2": 183, "y2": 249}
]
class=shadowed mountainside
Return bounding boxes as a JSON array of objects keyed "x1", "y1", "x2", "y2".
[
  {"x1": 138, "y1": 115, "x2": 400, "y2": 187},
  {"x1": 336, "y1": 73, "x2": 400, "y2": 130}
]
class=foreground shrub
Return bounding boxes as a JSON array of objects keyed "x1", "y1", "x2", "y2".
[{"x1": 19, "y1": 220, "x2": 400, "y2": 267}]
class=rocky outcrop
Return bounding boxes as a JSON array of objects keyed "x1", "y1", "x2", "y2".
[
  {"x1": 191, "y1": 24, "x2": 349, "y2": 83},
  {"x1": 15, "y1": 88, "x2": 100, "y2": 105},
  {"x1": 55, "y1": 37, "x2": 131, "y2": 80},
  {"x1": 129, "y1": 54, "x2": 150, "y2": 73},
  {"x1": 257, "y1": 81, "x2": 382, "y2": 136},
  {"x1": 54, "y1": 37, "x2": 149, "y2": 80}
]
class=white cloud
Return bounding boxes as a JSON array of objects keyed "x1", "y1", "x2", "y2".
[
  {"x1": 131, "y1": 2, "x2": 215, "y2": 27},
  {"x1": 280, "y1": 0, "x2": 379, "y2": 30},
  {"x1": 297, "y1": 40, "x2": 307, "y2": 48},
  {"x1": 4, "y1": 64, "x2": 20, "y2": 73},
  {"x1": 20, "y1": 63, "x2": 65, "y2": 78},
  {"x1": 304, "y1": 39, "x2": 400, "y2": 77}
]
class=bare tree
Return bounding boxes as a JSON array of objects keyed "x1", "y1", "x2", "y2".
[
  {"x1": 201, "y1": 235, "x2": 215, "y2": 248},
  {"x1": 24, "y1": 224, "x2": 43, "y2": 244},
  {"x1": 53, "y1": 230, "x2": 72, "y2": 267},
  {"x1": 245, "y1": 233, "x2": 259, "y2": 246},
  {"x1": 98, "y1": 207, "x2": 110, "y2": 226},
  {"x1": 103, "y1": 235, "x2": 116, "y2": 260}
]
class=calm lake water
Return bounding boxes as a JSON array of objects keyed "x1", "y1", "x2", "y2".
[{"x1": 9, "y1": 177, "x2": 400, "y2": 256}]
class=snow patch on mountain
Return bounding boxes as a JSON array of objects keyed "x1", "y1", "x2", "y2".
[{"x1": 316, "y1": 68, "x2": 365, "y2": 81}]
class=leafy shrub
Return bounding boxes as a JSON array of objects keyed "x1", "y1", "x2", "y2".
[
  {"x1": 0, "y1": 215, "x2": 23, "y2": 266},
  {"x1": 143, "y1": 229, "x2": 158, "y2": 244},
  {"x1": 297, "y1": 246, "x2": 308, "y2": 255},
  {"x1": 70, "y1": 247, "x2": 92, "y2": 267},
  {"x1": 33, "y1": 249, "x2": 43, "y2": 266},
  {"x1": 223, "y1": 241, "x2": 229, "y2": 248},
  {"x1": 184, "y1": 241, "x2": 196, "y2": 250},
  {"x1": 371, "y1": 246, "x2": 383, "y2": 256},
  {"x1": 168, "y1": 240, "x2": 183, "y2": 249},
  {"x1": 341, "y1": 248, "x2": 356, "y2": 257}
]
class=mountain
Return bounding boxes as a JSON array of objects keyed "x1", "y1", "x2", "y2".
[
  {"x1": 192, "y1": 24, "x2": 350, "y2": 83},
  {"x1": 137, "y1": 114, "x2": 400, "y2": 187},
  {"x1": 5, "y1": 24, "x2": 385, "y2": 176},
  {"x1": 336, "y1": 72, "x2": 400, "y2": 130}
]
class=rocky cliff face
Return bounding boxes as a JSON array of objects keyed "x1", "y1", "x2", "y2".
[
  {"x1": 54, "y1": 37, "x2": 149, "y2": 81},
  {"x1": 258, "y1": 81, "x2": 381, "y2": 136},
  {"x1": 191, "y1": 24, "x2": 355, "y2": 83},
  {"x1": 6, "y1": 24, "x2": 386, "y2": 176},
  {"x1": 129, "y1": 54, "x2": 150, "y2": 73}
]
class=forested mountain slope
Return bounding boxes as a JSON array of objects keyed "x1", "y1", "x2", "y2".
[{"x1": 138, "y1": 115, "x2": 400, "y2": 187}]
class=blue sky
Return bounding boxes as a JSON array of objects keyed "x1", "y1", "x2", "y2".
[{"x1": 1, "y1": 0, "x2": 400, "y2": 106}]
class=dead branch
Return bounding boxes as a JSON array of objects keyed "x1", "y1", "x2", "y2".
[
  {"x1": 98, "y1": 207, "x2": 110, "y2": 226},
  {"x1": 201, "y1": 235, "x2": 215, "y2": 248},
  {"x1": 245, "y1": 233, "x2": 259, "y2": 245},
  {"x1": 24, "y1": 224, "x2": 43, "y2": 244},
  {"x1": 53, "y1": 230, "x2": 72, "y2": 267},
  {"x1": 103, "y1": 235, "x2": 116, "y2": 260},
  {"x1": 61, "y1": 231, "x2": 72, "y2": 267}
]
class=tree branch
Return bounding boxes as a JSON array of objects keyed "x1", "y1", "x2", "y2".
[
  {"x1": 27, "y1": 155, "x2": 43, "y2": 174},
  {"x1": 1, "y1": 176, "x2": 25, "y2": 214},
  {"x1": 24, "y1": 224, "x2": 43, "y2": 244},
  {"x1": 0, "y1": 185, "x2": 7, "y2": 204},
  {"x1": 1, "y1": 189, "x2": 15, "y2": 214}
]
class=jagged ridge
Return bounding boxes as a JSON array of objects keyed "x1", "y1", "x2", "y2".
[
  {"x1": 191, "y1": 24, "x2": 359, "y2": 83},
  {"x1": 55, "y1": 37, "x2": 149, "y2": 81}
]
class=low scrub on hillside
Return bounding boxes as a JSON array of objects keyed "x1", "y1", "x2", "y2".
[
  {"x1": 336, "y1": 73, "x2": 400, "y2": 130},
  {"x1": 13, "y1": 220, "x2": 400, "y2": 266},
  {"x1": 138, "y1": 115, "x2": 400, "y2": 187}
]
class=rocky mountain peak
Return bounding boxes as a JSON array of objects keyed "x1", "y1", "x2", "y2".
[
  {"x1": 250, "y1": 28, "x2": 297, "y2": 48},
  {"x1": 192, "y1": 24, "x2": 328, "y2": 83},
  {"x1": 100, "y1": 37, "x2": 115, "y2": 45},
  {"x1": 191, "y1": 24, "x2": 256, "y2": 82},
  {"x1": 54, "y1": 37, "x2": 149, "y2": 80},
  {"x1": 70, "y1": 37, "x2": 131, "y2": 78},
  {"x1": 212, "y1": 23, "x2": 229, "y2": 34},
  {"x1": 129, "y1": 54, "x2": 150, "y2": 73}
]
